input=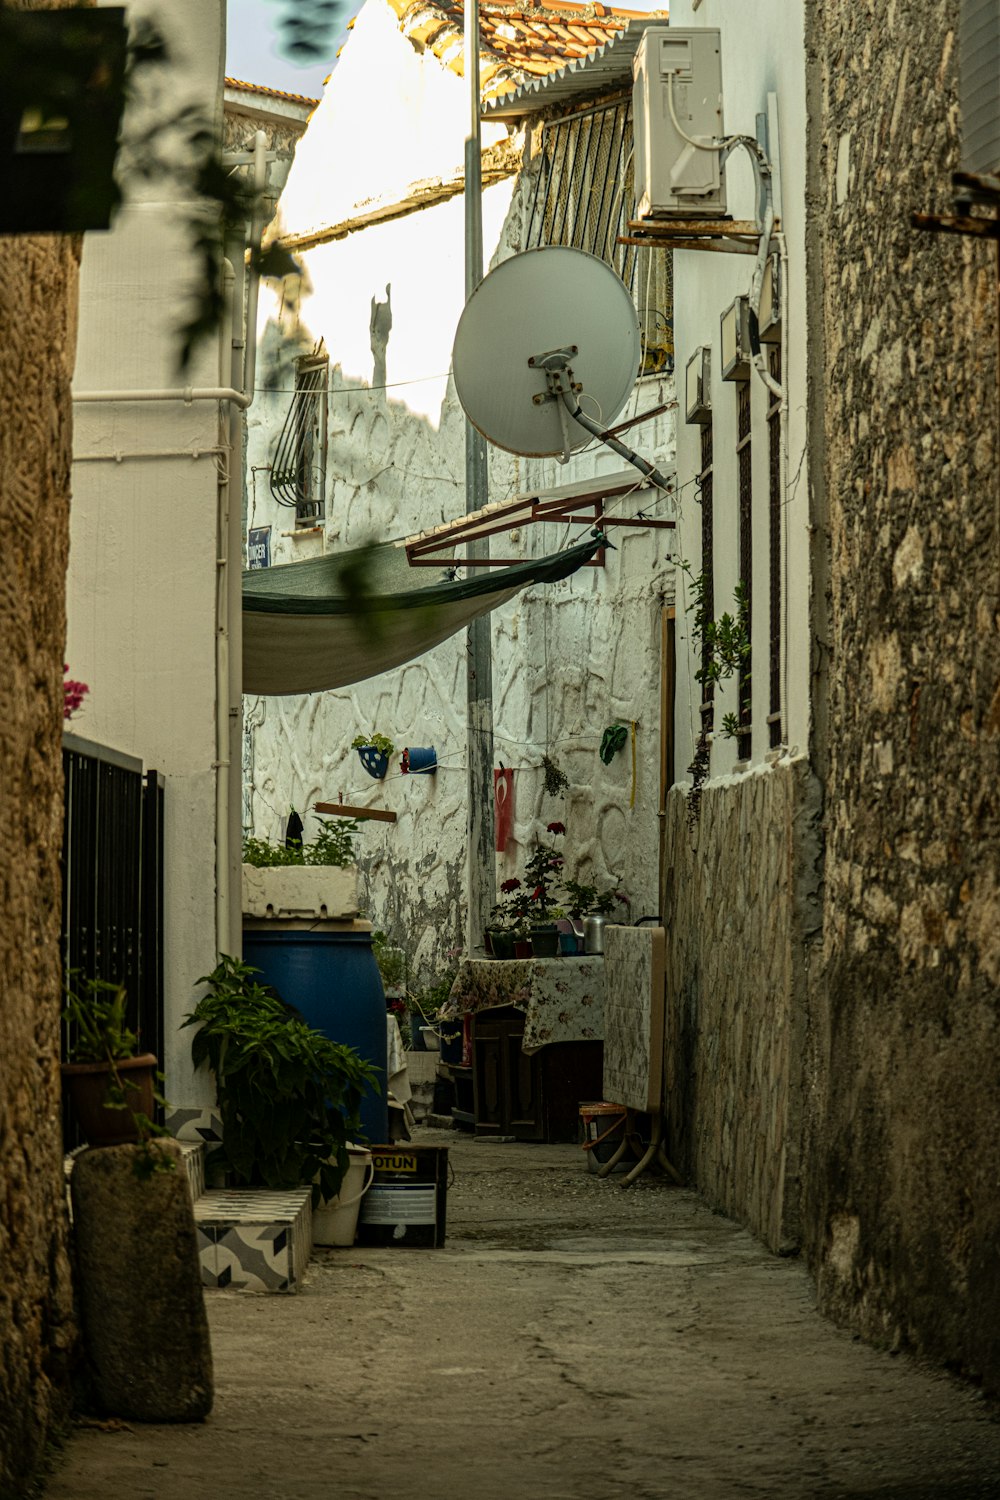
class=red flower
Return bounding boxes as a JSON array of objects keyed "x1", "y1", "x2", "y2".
[
  {"x1": 546, "y1": 821, "x2": 566, "y2": 835},
  {"x1": 616, "y1": 892, "x2": 629, "y2": 904},
  {"x1": 500, "y1": 877, "x2": 522, "y2": 893},
  {"x1": 532, "y1": 885, "x2": 544, "y2": 901}
]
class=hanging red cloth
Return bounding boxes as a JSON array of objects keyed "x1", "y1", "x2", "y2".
[{"x1": 494, "y1": 769, "x2": 514, "y2": 851}]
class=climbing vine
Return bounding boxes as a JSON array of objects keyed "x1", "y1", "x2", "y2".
[{"x1": 678, "y1": 560, "x2": 751, "y2": 828}]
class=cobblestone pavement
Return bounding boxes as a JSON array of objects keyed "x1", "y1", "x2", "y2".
[{"x1": 45, "y1": 1127, "x2": 1000, "y2": 1499}]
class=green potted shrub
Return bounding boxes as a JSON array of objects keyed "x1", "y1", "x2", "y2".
[
  {"x1": 351, "y1": 731, "x2": 394, "y2": 780},
  {"x1": 242, "y1": 814, "x2": 361, "y2": 921},
  {"x1": 184, "y1": 955, "x2": 378, "y2": 1203},
  {"x1": 61, "y1": 973, "x2": 163, "y2": 1150}
]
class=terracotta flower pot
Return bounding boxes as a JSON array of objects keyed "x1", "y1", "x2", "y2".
[
  {"x1": 61, "y1": 1054, "x2": 158, "y2": 1146},
  {"x1": 513, "y1": 939, "x2": 533, "y2": 959}
]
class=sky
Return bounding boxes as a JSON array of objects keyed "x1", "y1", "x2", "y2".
[{"x1": 226, "y1": 0, "x2": 342, "y2": 96}]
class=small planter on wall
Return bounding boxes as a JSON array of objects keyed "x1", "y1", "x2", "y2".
[
  {"x1": 357, "y1": 746, "x2": 390, "y2": 780},
  {"x1": 401, "y1": 746, "x2": 437, "y2": 775}
]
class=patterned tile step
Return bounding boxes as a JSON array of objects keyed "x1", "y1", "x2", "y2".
[{"x1": 194, "y1": 1188, "x2": 313, "y2": 1293}]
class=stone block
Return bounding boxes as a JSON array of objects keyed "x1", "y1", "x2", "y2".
[{"x1": 70, "y1": 1140, "x2": 213, "y2": 1422}]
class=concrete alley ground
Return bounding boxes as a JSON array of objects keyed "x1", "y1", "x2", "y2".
[{"x1": 46, "y1": 1127, "x2": 1000, "y2": 1499}]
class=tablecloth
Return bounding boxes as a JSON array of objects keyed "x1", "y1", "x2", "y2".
[{"x1": 442, "y1": 957, "x2": 604, "y2": 1054}]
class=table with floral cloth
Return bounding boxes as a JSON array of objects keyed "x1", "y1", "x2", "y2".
[{"x1": 442, "y1": 957, "x2": 604, "y2": 1054}]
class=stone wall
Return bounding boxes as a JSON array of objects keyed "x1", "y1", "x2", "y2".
[
  {"x1": 0, "y1": 3, "x2": 81, "y2": 1481},
  {"x1": 804, "y1": 0, "x2": 1000, "y2": 1385},
  {"x1": 663, "y1": 758, "x2": 822, "y2": 1253}
]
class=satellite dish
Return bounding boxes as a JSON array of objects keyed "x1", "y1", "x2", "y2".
[{"x1": 452, "y1": 247, "x2": 641, "y2": 460}]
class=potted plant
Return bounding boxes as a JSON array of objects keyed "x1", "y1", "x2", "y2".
[
  {"x1": 242, "y1": 814, "x2": 361, "y2": 921},
  {"x1": 486, "y1": 878, "x2": 526, "y2": 960},
  {"x1": 61, "y1": 973, "x2": 162, "y2": 1150},
  {"x1": 184, "y1": 955, "x2": 379, "y2": 1204},
  {"x1": 351, "y1": 731, "x2": 394, "y2": 780},
  {"x1": 524, "y1": 822, "x2": 566, "y2": 957}
]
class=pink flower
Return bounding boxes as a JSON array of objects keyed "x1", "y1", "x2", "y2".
[
  {"x1": 500, "y1": 877, "x2": 522, "y2": 894},
  {"x1": 546, "y1": 821, "x2": 566, "y2": 835},
  {"x1": 63, "y1": 665, "x2": 89, "y2": 720},
  {"x1": 616, "y1": 892, "x2": 629, "y2": 904}
]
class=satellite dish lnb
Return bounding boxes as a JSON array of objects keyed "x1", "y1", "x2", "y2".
[
  {"x1": 452, "y1": 247, "x2": 669, "y2": 492},
  {"x1": 453, "y1": 247, "x2": 640, "y2": 459}
]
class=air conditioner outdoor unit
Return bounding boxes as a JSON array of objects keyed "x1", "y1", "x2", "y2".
[
  {"x1": 685, "y1": 346, "x2": 711, "y2": 425},
  {"x1": 633, "y1": 27, "x2": 726, "y2": 221},
  {"x1": 960, "y1": 0, "x2": 1000, "y2": 175}
]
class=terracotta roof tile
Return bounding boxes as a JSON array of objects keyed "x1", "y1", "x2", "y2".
[
  {"x1": 224, "y1": 76, "x2": 321, "y2": 108},
  {"x1": 383, "y1": 0, "x2": 666, "y2": 100}
]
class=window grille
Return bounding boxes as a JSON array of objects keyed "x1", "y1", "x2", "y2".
[
  {"x1": 767, "y1": 346, "x2": 782, "y2": 749},
  {"x1": 736, "y1": 380, "x2": 752, "y2": 761},
  {"x1": 270, "y1": 349, "x2": 328, "y2": 525},
  {"x1": 698, "y1": 421, "x2": 714, "y2": 738},
  {"x1": 524, "y1": 96, "x2": 673, "y2": 374}
]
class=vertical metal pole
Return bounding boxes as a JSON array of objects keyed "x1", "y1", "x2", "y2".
[{"x1": 464, "y1": 0, "x2": 495, "y2": 952}]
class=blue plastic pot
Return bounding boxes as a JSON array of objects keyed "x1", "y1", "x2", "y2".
[
  {"x1": 357, "y1": 746, "x2": 389, "y2": 780},
  {"x1": 404, "y1": 745, "x2": 436, "y2": 775}
]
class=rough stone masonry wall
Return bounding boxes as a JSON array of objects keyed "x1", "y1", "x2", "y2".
[
  {"x1": 663, "y1": 758, "x2": 821, "y2": 1253},
  {"x1": 804, "y1": 0, "x2": 1000, "y2": 1386},
  {"x1": 0, "y1": 7, "x2": 81, "y2": 1487}
]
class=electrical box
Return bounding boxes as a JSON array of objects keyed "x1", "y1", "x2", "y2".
[
  {"x1": 685, "y1": 346, "x2": 711, "y2": 425},
  {"x1": 633, "y1": 27, "x2": 726, "y2": 221}
]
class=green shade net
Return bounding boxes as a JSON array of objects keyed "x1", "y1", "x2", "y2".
[{"x1": 243, "y1": 533, "x2": 604, "y2": 696}]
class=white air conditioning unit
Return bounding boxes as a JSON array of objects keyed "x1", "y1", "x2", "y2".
[
  {"x1": 960, "y1": 0, "x2": 1000, "y2": 175},
  {"x1": 685, "y1": 346, "x2": 711, "y2": 425},
  {"x1": 720, "y1": 296, "x2": 751, "y2": 382},
  {"x1": 758, "y1": 253, "x2": 782, "y2": 343},
  {"x1": 633, "y1": 27, "x2": 726, "y2": 221}
]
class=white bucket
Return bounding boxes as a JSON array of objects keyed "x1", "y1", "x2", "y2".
[{"x1": 313, "y1": 1146, "x2": 374, "y2": 1247}]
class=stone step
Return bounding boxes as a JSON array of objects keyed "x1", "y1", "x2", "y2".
[{"x1": 193, "y1": 1187, "x2": 313, "y2": 1293}]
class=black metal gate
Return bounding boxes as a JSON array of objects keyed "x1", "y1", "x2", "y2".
[{"x1": 61, "y1": 732, "x2": 165, "y2": 1138}]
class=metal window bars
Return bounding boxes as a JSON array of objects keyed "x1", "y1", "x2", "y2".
[
  {"x1": 524, "y1": 95, "x2": 673, "y2": 373},
  {"x1": 736, "y1": 381, "x2": 753, "y2": 762},
  {"x1": 767, "y1": 345, "x2": 782, "y2": 749},
  {"x1": 269, "y1": 351, "x2": 328, "y2": 522}
]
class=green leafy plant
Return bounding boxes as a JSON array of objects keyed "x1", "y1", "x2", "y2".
[
  {"x1": 62, "y1": 973, "x2": 172, "y2": 1177},
  {"x1": 541, "y1": 754, "x2": 569, "y2": 799},
  {"x1": 562, "y1": 877, "x2": 626, "y2": 919},
  {"x1": 523, "y1": 822, "x2": 566, "y2": 922},
  {"x1": 351, "y1": 731, "x2": 394, "y2": 757},
  {"x1": 242, "y1": 816, "x2": 359, "y2": 868},
  {"x1": 679, "y1": 560, "x2": 751, "y2": 828},
  {"x1": 372, "y1": 930, "x2": 408, "y2": 992},
  {"x1": 184, "y1": 956, "x2": 378, "y2": 1204}
]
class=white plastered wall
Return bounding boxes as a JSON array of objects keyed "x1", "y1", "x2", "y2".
[
  {"x1": 245, "y1": 0, "x2": 676, "y2": 980},
  {"x1": 667, "y1": 0, "x2": 809, "y2": 781},
  {"x1": 67, "y1": 0, "x2": 227, "y2": 1110}
]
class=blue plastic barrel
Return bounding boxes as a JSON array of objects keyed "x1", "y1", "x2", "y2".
[{"x1": 242, "y1": 926, "x2": 388, "y2": 1145}]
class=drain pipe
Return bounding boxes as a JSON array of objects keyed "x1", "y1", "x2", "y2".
[{"x1": 215, "y1": 257, "x2": 236, "y2": 955}]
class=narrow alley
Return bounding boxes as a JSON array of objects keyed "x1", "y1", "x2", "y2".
[{"x1": 45, "y1": 1129, "x2": 1000, "y2": 1500}]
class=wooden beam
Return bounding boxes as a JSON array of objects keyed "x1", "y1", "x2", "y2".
[{"x1": 314, "y1": 802, "x2": 397, "y2": 824}]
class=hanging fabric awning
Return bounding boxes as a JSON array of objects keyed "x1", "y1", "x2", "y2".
[{"x1": 243, "y1": 532, "x2": 603, "y2": 696}]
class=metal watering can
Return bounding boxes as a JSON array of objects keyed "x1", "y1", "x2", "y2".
[{"x1": 584, "y1": 911, "x2": 661, "y2": 955}]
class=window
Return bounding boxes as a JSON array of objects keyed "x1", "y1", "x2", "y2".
[
  {"x1": 767, "y1": 346, "x2": 782, "y2": 749},
  {"x1": 736, "y1": 380, "x2": 752, "y2": 761},
  {"x1": 524, "y1": 95, "x2": 672, "y2": 374},
  {"x1": 270, "y1": 348, "x2": 328, "y2": 526}
]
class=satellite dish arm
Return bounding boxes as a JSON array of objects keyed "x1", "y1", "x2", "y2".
[
  {"x1": 529, "y1": 347, "x2": 670, "y2": 493},
  {"x1": 556, "y1": 385, "x2": 671, "y2": 493}
]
